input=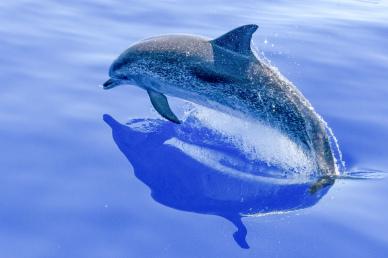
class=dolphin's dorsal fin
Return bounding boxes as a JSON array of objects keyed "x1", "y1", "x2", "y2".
[
  {"x1": 211, "y1": 24, "x2": 258, "y2": 55},
  {"x1": 147, "y1": 89, "x2": 181, "y2": 124}
]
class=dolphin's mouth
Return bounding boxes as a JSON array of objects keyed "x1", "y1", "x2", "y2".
[{"x1": 102, "y1": 78, "x2": 120, "y2": 89}]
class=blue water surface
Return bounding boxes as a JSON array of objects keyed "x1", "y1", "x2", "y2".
[{"x1": 1, "y1": 0, "x2": 388, "y2": 257}]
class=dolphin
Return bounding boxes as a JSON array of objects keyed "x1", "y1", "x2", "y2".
[{"x1": 103, "y1": 24, "x2": 338, "y2": 177}]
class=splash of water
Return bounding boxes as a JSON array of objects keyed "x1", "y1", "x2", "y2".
[
  {"x1": 128, "y1": 103, "x2": 348, "y2": 182},
  {"x1": 181, "y1": 105, "x2": 316, "y2": 177}
]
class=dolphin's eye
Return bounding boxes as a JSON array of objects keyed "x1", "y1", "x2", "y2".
[{"x1": 191, "y1": 67, "x2": 234, "y2": 84}]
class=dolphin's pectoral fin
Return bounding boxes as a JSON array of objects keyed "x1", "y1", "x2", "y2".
[
  {"x1": 211, "y1": 24, "x2": 258, "y2": 56},
  {"x1": 147, "y1": 89, "x2": 181, "y2": 124}
]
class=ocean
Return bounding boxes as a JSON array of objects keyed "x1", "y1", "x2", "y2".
[{"x1": 1, "y1": 0, "x2": 387, "y2": 257}]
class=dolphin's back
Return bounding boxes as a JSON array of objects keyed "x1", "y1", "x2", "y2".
[{"x1": 130, "y1": 35, "x2": 214, "y2": 62}]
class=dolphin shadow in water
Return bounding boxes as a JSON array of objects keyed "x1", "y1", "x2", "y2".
[{"x1": 103, "y1": 114, "x2": 333, "y2": 249}]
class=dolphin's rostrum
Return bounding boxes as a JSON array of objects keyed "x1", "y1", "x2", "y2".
[{"x1": 103, "y1": 24, "x2": 339, "y2": 176}]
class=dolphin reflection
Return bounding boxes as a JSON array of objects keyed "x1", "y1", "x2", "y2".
[{"x1": 103, "y1": 114, "x2": 333, "y2": 249}]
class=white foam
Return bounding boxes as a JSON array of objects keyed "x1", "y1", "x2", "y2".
[
  {"x1": 164, "y1": 137, "x2": 313, "y2": 184},
  {"x1": 180, "y1": 104, "x2": 316, "y2": 178},
  {"x1": 126, "y1": 119, "x2": 161, "y2": 133}
]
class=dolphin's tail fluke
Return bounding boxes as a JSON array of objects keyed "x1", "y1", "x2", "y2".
[{"x1": 309, "y1": 176, "x2": 335, "y2": 194}]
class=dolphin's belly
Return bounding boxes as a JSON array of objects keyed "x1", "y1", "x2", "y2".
[
  {"x1": 183, "y1": 80, "x2": 334, "y2": 176},
  {"x1": 200, "y1": 81, "x2": 312, "y2": 150},
  {"x1": 160, "y1": 74, "x2": 312, "y2": 150}
]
